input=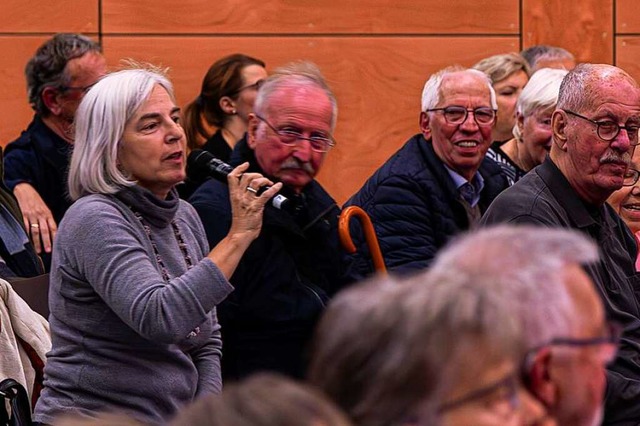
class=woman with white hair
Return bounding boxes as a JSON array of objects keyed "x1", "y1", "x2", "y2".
[
  {"x1": 33, "y1": 65, "x2": 281, "y2": 424},
  {"x1": 486, "y1": 68, "x2": 568, "y2": 185}
]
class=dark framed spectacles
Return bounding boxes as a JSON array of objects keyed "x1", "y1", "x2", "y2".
[
  {"x1": 230, "y1": 79, "x2": 265, "y2": 96},
  {"x1": 426, "y1": 106, "x2": 497, "y2": 126},
  {"x1": 563, "y1": 109, "x2": 640, "y2": 146},
  {"x1": 438, "y1": 371, "x2": 519, "y2": 414},
  {"x1": 521, "y1": 319, "x2": 623, "y2": 387},
  {"x1": 255, "y1": 114, "x2": 336, "y2": 153},
  {"x1": 546, "y1": 319, "x2": 623, "y2": 349}
]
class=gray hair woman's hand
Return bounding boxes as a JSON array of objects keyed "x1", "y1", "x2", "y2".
[{"x1": 226, "y1": 162, "x2": 283, "y2": 242}]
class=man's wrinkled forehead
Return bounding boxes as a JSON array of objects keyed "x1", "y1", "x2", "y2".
[{"x1": 438, "y1": 71, "x2": 492, "y2": 105}]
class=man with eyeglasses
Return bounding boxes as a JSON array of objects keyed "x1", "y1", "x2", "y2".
[
  {"x1": 482, "y1": 63, "x2": 640, "y2": 424},
  {"x1": 4, "y1": 33, "x2": 106, "y2": 270},
  {"x1": 429, "y1": 225, "x2": 613, "y2": 426},
  {"x1": 189, "y1": 61, "x2": 344, "y2": 380},
  {"x1": 343, "y1": 66, "x2": 508, "y2": 279}
]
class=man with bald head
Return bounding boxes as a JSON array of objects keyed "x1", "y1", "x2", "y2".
[
  {"x1": 482, "y1": 63, "x2": 640, "y2": 424},
  {"x1": 344, "y1": 66, "x2": 508, "y2": 279}
]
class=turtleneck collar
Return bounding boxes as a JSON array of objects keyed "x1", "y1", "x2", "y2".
[{"x1": 115, "y1": 185, "x2": 179, "y2": 228}]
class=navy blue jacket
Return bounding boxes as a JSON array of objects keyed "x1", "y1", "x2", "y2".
[
  {"x1": 189, "y1": 139, "x2": 343, "y2": 380},
  {"x1": 4, "y1": 115, "x2": 72, "y2": 225},
  {"x1": 344, "y1": 134, "x2": 508, "y2": 280}
]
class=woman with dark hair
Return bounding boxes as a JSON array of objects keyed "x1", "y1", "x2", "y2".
[{"x1": 180, "y1": 54, "x2": 267, "y2": 197}]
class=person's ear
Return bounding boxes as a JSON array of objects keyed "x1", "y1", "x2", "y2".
[
  {"x1": 42, "y1": 86, "x2": 63, "y2": 116},
  {"x1": 219, "y1": 96, "x2": 237, "y2": 115},
  {"x1": 516, "y1": 112, "x2": 525, "y2": 139},
  {"x1": 552, "y1": 110, "x2": 569, "y2": 151},
  {"x1": 420, "y1": 111, "x2": 432, "y2": 139},
  {"x1": 526, "y1": 347, "x2": 557, "y2": 408},
  {"x1": 247, "y1": 113, "x2": 259, "y2": 149}
]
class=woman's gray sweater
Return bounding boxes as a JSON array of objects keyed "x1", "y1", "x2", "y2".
[{"x1": 34, "y1": 186, "x2": 233, "y2": 424}]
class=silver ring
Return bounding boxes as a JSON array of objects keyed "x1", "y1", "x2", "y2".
[
  {"x1": 246, "y1": 186, "x2": 258, "y2": 194},
  {"x1": 30, "y1": 223, "x2": 40, "y2": 229}
]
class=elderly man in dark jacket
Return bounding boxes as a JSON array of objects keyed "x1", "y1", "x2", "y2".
[
  {"x1": 5, "y1": 34, "x2": 106, "y2": 270},
  {"x1": 189, "y1": 61, "x2": 343, "y2": 380},
  {"x1": 481, "y1": 63, "x2": 640, "y2": 425},
  {"x1": 344, "y1": 66, "x2": 508, "y2": 280}
]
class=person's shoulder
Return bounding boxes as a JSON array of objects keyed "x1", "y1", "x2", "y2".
[
  {"x1": 66, "y1": 193, "x2": 117, "y2": 213},
  {"x1": 4, "y1": 124, "x2": 36, "y2": 155},
  {"x1": 188, "y1": 178, "x2": 229, "y2": 205},
  {"x1": 57, "y1": 194, "x2": 128, "y2": 243}
]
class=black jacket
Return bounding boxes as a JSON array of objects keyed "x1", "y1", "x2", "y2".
[
  {"x1": 4, "y1": 115, "x2": 72, "y2": 225},
  {"x1": 189, "y1": 139, "x2": 343, "y2": 380},
  {"x1": 344, "y1": 134, "x2": 508, "y2": 281}
]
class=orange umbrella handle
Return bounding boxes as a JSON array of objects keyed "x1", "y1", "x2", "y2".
[{"x1": 339, "y1": 206, "x2": 387, "y2": 274}]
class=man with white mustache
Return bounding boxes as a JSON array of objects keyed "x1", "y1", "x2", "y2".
[
  {"x1": 189, "y1": 61, "x2": 344, "y2": 381},
  {"x1": 482, "y1": 63, "x2": 640, "y2": 425},
  {"x1": 343, "y1": 66, "x2": 508, "y2": 279}
]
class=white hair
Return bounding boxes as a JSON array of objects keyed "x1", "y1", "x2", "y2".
[
  {"x1": 427, "y1": 225, "x2": 599, "y2": 351},
  {"x1": 512, "y1": 67, "x2": 568, "y2": 141},
  {"x1": 254, "y1": 61, "x2": 338, "y2": 131},
  {"x1": 420, "y1": 67, "x2": 497, "y2": 112},
  {"x1": 68, "y1": 66, "x2": 174, "y2": 200}
]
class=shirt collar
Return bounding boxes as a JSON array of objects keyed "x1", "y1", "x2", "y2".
[{"x1": 444, "y1": 165, "x2": 485, "y2": 207}]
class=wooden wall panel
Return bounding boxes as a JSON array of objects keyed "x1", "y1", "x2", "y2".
[
  {"x1": 0, "y1": 36, "x2": 53, "y2": 146},
  {"x1": 617, "y1": 0, "x2": 640, "y2": 34},
  {"x1": 522, "y1": 0, "x2": 612, "y2": 63},
  {"x1": 1, "y1": 0, "x2": 98, "y2": 33},
  {"x1": 102, "y1": 0, "x2": 518, "y2": 35},
  {"x1": 104, "y1": 35, "x2": 518, "y2": 203},
  {"x1": 616, "y1": 37, "x2": 640, "y2": 82}
]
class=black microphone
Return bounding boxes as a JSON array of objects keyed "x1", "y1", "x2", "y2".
[{"x1": 187, "y1": 149, "x2": 290, "y2": 211}]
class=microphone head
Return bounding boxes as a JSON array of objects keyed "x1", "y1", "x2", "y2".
[
  {"x1": 187, "y1": 149, "x2": 213, "y2": 170},
  {"x1": 186, "y1": 149, "x2": 234, "y2": 183}
]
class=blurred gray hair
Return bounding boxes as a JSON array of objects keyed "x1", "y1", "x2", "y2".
[
  {"x1": 521, "y1": 45, "x2": 575, "y2": 71},
  {"x1": 309, "y1": 262, "x2": 525, "y2": 425},
  {"x1": 253, "y1": 61, "x2": 338, "y2": 131},
  {"x1": 427, "y1": 225, "x2": 599, "y2": 351},
  {"x1": 513, "y1": 68, "x2": 568, "y2": 141},
  {"x1": 420, "y1": 66, "x2": 497, "y2": 112},
  {"x1": 68, "y1": 64, "x2": 174, "y2": 200},
  {"x1": 308, "y1": 276, "x2": 441, "y2": 426},
  {"x1": 26, "y1": 33, "x2": 102, "y2": 116}
]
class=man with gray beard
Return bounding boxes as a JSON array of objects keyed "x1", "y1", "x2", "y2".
[
  {"x1": 481, "y1": 63, "x2": 640, "y2": 425},
  {"x1": 189, "y1": 61, "x2": 343, "y2": 381}
]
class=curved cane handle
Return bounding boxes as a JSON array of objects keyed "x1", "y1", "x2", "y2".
[{"x1": 339, "y1": 206, "x2": 387, "y2": 274}]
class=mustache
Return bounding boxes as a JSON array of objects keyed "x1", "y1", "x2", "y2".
[
  {"x1": 281, "y1": 158, "x2": 315, "y2": 174},
  {"x1": 600, "y1": 151, "x2": 631, "y2": 165}
]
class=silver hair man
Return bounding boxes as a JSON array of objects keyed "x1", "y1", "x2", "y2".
[
  {"x1": 420, "y1": 66, "x2": 497, "y2": 113},
  {"x1": 428, "y1": 225, "x2": 598, "y2": 350},
  {"x1": 428, "y1": 225, "x2": 610, "y2": 426},
  {"x1": 254, "y1": 61, "x2": 338, "y2": 131}
]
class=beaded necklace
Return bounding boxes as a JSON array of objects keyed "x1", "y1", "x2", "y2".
[{"x1": 132, "y1": 210, "x2": 193, "y2": 282}]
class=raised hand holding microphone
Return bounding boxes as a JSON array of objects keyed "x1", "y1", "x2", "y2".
[
  {"x1": 225, "y1": 162, "x2": 283, "y2": 243},
  {"x1": 188, "y1": 149, "x2": 290, "y2": 211}
]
